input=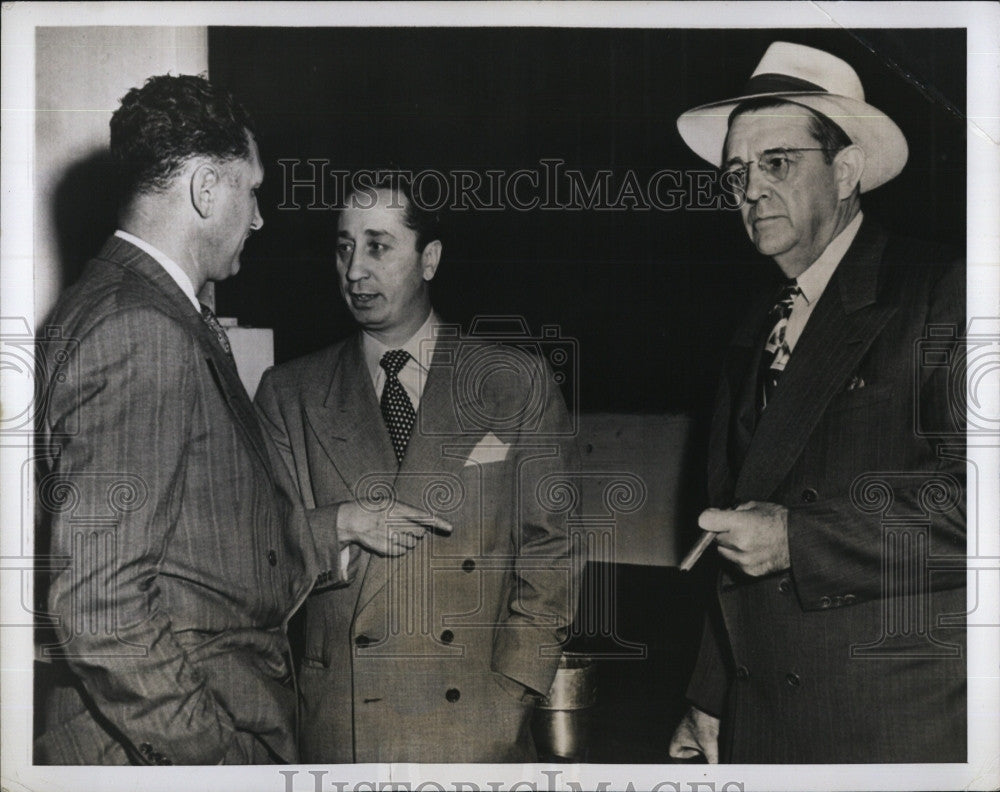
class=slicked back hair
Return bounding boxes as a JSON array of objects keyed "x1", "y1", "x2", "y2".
[{"x1": 343, "y1": 170, "x2": 443, "y2": 253}]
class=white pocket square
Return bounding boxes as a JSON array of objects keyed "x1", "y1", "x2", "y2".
[{"x1": 464, "y1": 432, "x2": 511, "y2": 466}]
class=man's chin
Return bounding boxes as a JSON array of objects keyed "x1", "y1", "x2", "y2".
[{"x1": 750, "y1": 231, "x2": 792, "y2": 259}]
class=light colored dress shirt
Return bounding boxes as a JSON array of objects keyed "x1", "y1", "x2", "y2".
[
  {"x1": 784, "y1": 211, "x2": 863, "y2": 353},
  {"x1": 339, "y1": 310, "x2": 441, "y2": 572},
  {"x1": 360, "y1": 310, "x2": 440, "y2": 409},
  {"x1": 114, "y1": 230, "x2": 200, "y2": 311}
]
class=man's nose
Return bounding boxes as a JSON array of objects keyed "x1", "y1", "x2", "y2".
[
  {"x1": 744, "y1": 162, "x2": 770, "y2": 202},
  {"x1": 344, "y1": 251, "x2": 368, "y2": 281},
  {"x1": 251, "y1": 200, "x2": 264, "y2": 231}
]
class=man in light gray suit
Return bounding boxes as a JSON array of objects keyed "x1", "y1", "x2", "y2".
[
  {"x1": 255, "y1": 174, "x2": 581, "y2": 762},
  {"x1": 35, "y1": 74, "x2": 335, "y2": 765}
]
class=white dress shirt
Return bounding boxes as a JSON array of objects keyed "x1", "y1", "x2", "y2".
[
  {"x1": 339, "y1": 310, "x2": 441, "y2": 573},
  {"x1": 114, "y1": 230, "x2": 200, "y2": 311},
  {"x1": 784, "y1": 211, "x2": 863, "y2": 353},
  {"x1": 360, "y1": 310, "x2": 440, "y2": 409}
]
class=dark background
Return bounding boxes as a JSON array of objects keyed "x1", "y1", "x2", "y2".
[
  {"x1": 37, "y1": 27, "x2": 966, "y2": 762},
  {"x1": 208, "y1": 29, "x2": 965, "y2": 761},
  {"x1": 209, "y1": 27, "x2": 966, "y2": 416}
]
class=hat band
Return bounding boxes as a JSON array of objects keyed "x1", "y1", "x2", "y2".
[{"x1": 742, "y1": 72, "x2": 827, "y2": 96}]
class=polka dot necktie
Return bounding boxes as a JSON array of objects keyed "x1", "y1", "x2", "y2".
[
  {"x1": 200, "y1": 303, "x2": 233, "y2": 358},
  {"x1": 380, "y1": 349, "x2": 416, "y2": 465},
  {"x1": 757, "y1": 280, "x2": 801, "y2": 413}
]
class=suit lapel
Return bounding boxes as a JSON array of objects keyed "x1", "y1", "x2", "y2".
[
  {"x1": 104, "y1": 237, "x2": 274, "y2": 475},
  {"x1": 353, "y1": 338, "x2": 469, "y2": 619},
  {"x1": 304, "y1": 334, "x2": 398, "y2": 495},
  {"x1": 734, "y1": 221, "x2": 897, "y2": 501},
  {"x1": 708, "y1": 289, "x2": 775, "y2": 505}
]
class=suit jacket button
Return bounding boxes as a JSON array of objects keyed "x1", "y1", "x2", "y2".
[
  {"x1": 786, "y1": 673, "x2": 801, "y2": 687},
  {"x1": 735, "y1": 665, "x2": 749, "y2": 680},
  {"x1": 446, "y1": 687, "x2": 461, "y2": 702},
  {"x1": 778, "y1": 577, "x2": 793, "y2": 594},
  {"x1": 355, "y1": 635, "x2": 370, "y2": 648},
  {"x1": 267, "y1": 549, "x2": 278, "y2": 566},
  {"x1": 819, "y1": 596, "x2": 832, "y2": 608},
  {"x1": 801, "y1": 488, "x2": 818, "y2": 503},
  {"x1": 462, "y1": 558, "x2": 476, "y2": 573},
  {"x1": 843, "y1": 593, "x2": 857, "y2": 605},
  {"x1": 440, "y1": 630, "x2": 454, "y2": 644}
]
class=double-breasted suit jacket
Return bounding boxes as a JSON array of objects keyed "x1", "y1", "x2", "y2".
[
  {"x1": 255, "y1": 330, "x2": 581, "y2": 763},
  {"x1": 687, "y1": 221, "x2": 967, "y2": 762},
  {"x1": 35, "y1": 237, "x2": 320, "y2": 765}
]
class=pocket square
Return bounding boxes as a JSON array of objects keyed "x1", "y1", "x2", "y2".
[
  {"x1": 845, "y1": 375, "x2": 867, "y2": 392},
  {"x1": 464, "y1": 432, "x2": 511, "y2": 466}
]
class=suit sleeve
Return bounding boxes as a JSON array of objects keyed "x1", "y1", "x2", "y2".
[
  {"x1": 43, "y1": 307, "x2": 250, "y2": 765},
  {"x1": 786, "y1": 260, "x2": 966, "y2": 609},
  {"x1": 254, "y1": 368, "x2": 346, "y2": 591},
  {"x1": 490, "y1": 361, "x2": 584, "y2": 698}
]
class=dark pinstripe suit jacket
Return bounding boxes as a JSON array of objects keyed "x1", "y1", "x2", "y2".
[
  {"x1": 34, "y1": 237, "x2": 320, "y2": 765},
  {"x1": 687, "y1": 220, "x2": 967, "y2": 762}
]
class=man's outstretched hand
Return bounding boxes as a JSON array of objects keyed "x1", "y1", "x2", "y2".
[{"x1": 337, "y1": 498, "x2": 452, "y2": 556}]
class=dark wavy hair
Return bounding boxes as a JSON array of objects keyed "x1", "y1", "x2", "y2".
[{"x1": 110, "y1": 74, "x2": 255, "y2": 201}]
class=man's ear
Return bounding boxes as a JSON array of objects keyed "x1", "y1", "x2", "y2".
[
  {"x1": 421, "y1": 240, "x2": 442, "y2": 281},
  {"x1": 190, "y1": 162, "x2": 221, "y2": 219},
  {"x1": 834, "y1": 145, "x2": 865, "y2": 200}
]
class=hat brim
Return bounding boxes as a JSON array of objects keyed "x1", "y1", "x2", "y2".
[{"x1": 677, "y1": 92, "x2": 908, "y2": 193}]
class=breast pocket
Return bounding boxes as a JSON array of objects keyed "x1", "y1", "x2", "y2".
[{"x1": 804, "y1": 384, "x2": 896, "y2": 490}]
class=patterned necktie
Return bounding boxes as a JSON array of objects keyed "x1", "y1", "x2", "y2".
[
  {"x1": 200, "y1": 303, "x2": 233, "y2": 358},
  {"x1": 380, "y1": 349, "x2": 416, "y2": 465},
  {"x1": 757, "y1": 280, "x2": 801, "y2": 412}
]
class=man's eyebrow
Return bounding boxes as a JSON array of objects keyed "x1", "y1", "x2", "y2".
[
  {"x1": 363, "y1": 228, "x2": 397, "y2": 240},
  {"x1": 723, "y1": 147, "x2": 795, "y2": 168}
]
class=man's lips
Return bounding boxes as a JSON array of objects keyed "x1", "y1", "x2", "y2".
[
  {"x1": 349, "y1": 292, "x2": 379, "y2": 305},
  {"x1": 751, "y1": 215, "x2": 785, "y2": 226}
]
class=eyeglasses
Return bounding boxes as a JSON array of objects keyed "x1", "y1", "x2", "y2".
[{"x1": 722, "y1": 147, "x2": 836, "y2": 197}]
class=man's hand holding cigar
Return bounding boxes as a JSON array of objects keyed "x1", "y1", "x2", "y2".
[{"x1": 684, "y1": 502, "x2": 790, "y2": 577}]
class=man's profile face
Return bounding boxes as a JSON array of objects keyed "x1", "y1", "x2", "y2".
[
  {"x1": 336, "y1": 188, "x2": 437, "y2": 338},
  {"x1": 207, "y1": 132, "x2": 264, "y2": 281},
  {"x1": 724, "y1": 110, "x2": 841, "y2": 274}
]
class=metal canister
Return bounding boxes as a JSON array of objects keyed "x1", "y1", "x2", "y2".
[{"x1": 533, "y1": 652, "x2": 597, "y2": 760}]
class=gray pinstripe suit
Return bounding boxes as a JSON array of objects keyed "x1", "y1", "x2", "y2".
[{"x1": 34, "y1": 236, "x2": 322, "y2": 765}]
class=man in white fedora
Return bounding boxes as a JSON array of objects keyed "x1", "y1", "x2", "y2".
[{"x1": 669, "y1": 42, "x2": 966, "y2": 763}]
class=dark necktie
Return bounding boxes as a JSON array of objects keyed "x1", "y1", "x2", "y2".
[
  {"x1": 757, "y1": 280, "x2": 801, "y2": 412},
  {"x1": 200, "y1": 303, "x2": 233, "y2": 358},
  {"x1": 380, "y1": 349, "x2": 416, "y2": 465}
]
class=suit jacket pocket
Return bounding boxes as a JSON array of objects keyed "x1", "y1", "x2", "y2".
[{"x1": 825, "y1": 383, "x2": 893, "y2": 414}]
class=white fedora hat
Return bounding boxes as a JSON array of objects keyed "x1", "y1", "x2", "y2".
[{"x1": 677, "y1": 42, "x2": 908, "y2": 193}]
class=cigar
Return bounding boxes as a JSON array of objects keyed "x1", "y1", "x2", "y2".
[{"x1": 679, "y1": 531, "x2": 716, "y2": 572}]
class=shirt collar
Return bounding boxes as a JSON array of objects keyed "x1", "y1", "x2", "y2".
[
  {"x1": 362, "y1": 310, "x2": 440, "y2": 382},
  {"x1": 114, "y1": 230, "x2": 200, "y2": 310},
  {"x1": 796, "y1": 211, "x2": 864, "y2": 306}
]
